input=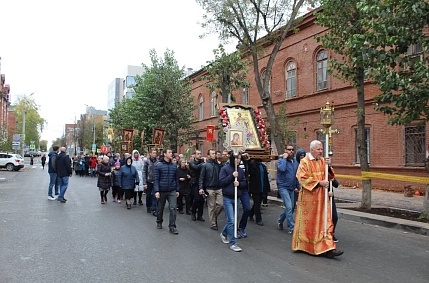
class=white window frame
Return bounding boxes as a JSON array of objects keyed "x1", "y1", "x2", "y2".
[{"x1": 286, "y1": 61, "x2": 297, "y2": 99}]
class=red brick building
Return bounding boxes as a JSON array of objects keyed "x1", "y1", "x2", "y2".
[
  {"x1": 182, "y1": 10, "x2": 428, "y2": 192},
  {"x1": 0, "y1": 73, "x2": 12, "y2": 142}
]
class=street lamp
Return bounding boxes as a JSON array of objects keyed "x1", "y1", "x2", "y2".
[
  {"x1": 22, "y1": 92, "x2": 34, "y2": 157},
  {"x1": 319, "y1": 100, "x2": 334, "y2": 237}
]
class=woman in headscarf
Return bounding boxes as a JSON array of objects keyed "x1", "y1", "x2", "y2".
[
  {"x1": 97, "y1": 156, "x2": 112, "y2": 204},
  {"x1": 118, "y1": 156, "x2": 140, "y2": 209},
  {"x1": 132, "y1": 150, "x2": 145, "y2": 206}
]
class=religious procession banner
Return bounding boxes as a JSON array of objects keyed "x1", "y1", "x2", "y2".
[{"x1": 153, "y1": 128, "x2": 166, "y2": 146}]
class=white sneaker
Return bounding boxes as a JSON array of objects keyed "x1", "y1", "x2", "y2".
[
  {"x1": 48, "y1": 196, "x2": 56, "y2": 200},
  {"x1": 220, "y1": 233, "x2": 229, "y2": 244},
  {"x1": 230, "y1": 244, "x2": 242, "y2": 252}
]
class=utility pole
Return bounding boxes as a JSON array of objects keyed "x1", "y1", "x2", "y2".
[{"x1": 21, "y1": 92, "x2": 34, "y2": 157}]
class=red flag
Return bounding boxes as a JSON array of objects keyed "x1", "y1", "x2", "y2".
[{"x1": 207, "y1": 126, "x2": 215, "y2": 142}]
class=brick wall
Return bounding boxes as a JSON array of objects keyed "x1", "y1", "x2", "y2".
[{"x1": 181, "y1": 11, "x2": 429, "y2": 192}]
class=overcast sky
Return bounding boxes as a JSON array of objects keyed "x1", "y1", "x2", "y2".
[{"x1": 1, "y1": 0, "x2": 230, "y2": 146}]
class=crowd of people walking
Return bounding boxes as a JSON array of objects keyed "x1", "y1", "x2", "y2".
[{"x1": 45, "y1": 140, "x2": 342, "y2": 257}]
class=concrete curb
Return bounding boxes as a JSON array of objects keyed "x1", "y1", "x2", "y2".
[{"x1": 267, "y1": 196, "x2": 429, "y2": 236}]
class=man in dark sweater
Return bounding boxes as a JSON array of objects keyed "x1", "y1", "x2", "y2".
[
  {"x1": 56, "y1": 147, "x2": 73, "y2": 203},
  {"x1": 47, "y1": 145, "x2": 60, "y2": 200},
  {"x1": 154, "y1": 149, "x2": 180, "y2": 234},
  {"x1": 199, "y1": 149, "x2": 223, "y2": 230}
]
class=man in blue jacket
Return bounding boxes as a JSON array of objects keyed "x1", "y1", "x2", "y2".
[
  {"x1": 219, "y1": 151, "x2": 247, "y2": 252},
  {"x1": 154, "y1": 149, "x2": 180, "y2": 234},
  {"x1": 277, "y1": 145, "x2": 300, "y2": 234}
]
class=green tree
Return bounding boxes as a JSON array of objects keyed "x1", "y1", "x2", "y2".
[
  {"x1": 39, "y1": 140, "x2": 48, "y2": 152},
  {"x1": 196, "y1": 0, "x2": 316, "y2": 153},
  {"x1": 200, "y1": 44, "x2": 250, "y2": 103},
  {"x1": 317, "y1": 0, "x2": 429, "y2": 211},
  {"x1": 117, "y1": 49, "x2": 196, "y2": 151},
  {"x1": 135, "y1": 49, "x2": 196, "y2": 150},
  {"x1": 359, "y1": 0, "x2": 429, "y2": 125},
  {"x1": 13, "y1": 96, "x2": 45, "y2": 151},
  {"x1": 316, "y1": 0, "x2": 373, "y2": 209}
]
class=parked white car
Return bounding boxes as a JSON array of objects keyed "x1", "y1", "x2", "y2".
[{"x1": 0, "y1": 153, "x2": 25, "y2": 171}]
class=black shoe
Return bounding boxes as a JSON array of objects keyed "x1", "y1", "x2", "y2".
[
  {"x1": 178, "y1": 210, "x2": 184, "y2": 214},
  {"x1": 249, "y1": 216, "x2": 254, "y2": 221},
  {"x1": 325, "y1": 249, "x2": 344, "y2": 258},
  {"x1": 147, "y1": 208, "x2": 152, "y2": 213},
  {"x1": 59, "y1": 199, "x2": 67, "y2": 203},
  {"x1": 133, "y1": 200, "x2": 137, "y2": 205},
  {"x1": 186, "y1": 211, "x2": 191, "y2": 215},
  {"x1": 256, "y1": 221, "x2": 264, "y2": 226},
  {"x1": 157, "y1": 223, "x2": 162, "y2": 229},
  {"x1": 192, "y1": 214, "x2": 197, "y2": 221},
  {"x1": 333, "y1": 236, "x2": 339, "y2": 243},
  {"x1": 152, "y1": 211, "x2": 158, "y2": 217},
  {"x1": 197, "y1": 217, "x2": 205, "y2": 222},
  {"x1": 169, "y1": 227, "x2": 179, "y2": 234},
  {"x1": 127, "y1": 204, "x2": 131, "y2": 210},
  {"x1": 210, "y1": 225, "x2": 218, "y2": 231},
  {"x1": 138, "y1": 200, "x2": 143, "y2": 205}
]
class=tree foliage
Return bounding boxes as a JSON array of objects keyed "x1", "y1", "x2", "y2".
[
  {"x1": 13, "y1": 96, "x2": 45, "y2": 151},
  {"x1": 109, "y1": 49, "x2": 196, "y2": 151},
  {"x1": 359, "y1": 0, "x2": 429, "y2": 125},
  {"x1": 200, "y1": 44, "x2": 251, "y2": 103},
  {"x1": 316, "y1": 0, "x2": 372, "y2": 209},
  {"x1": 196, "y1": 0, "x2": 315, "y2": 153}
]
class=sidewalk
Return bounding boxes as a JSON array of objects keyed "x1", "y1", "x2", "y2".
[{"x1": 268, "y1": 181, "x2": 429, "y2": 236}]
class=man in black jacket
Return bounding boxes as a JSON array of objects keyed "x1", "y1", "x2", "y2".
[
  {"x1": 154, "y1": 149, "x2": 180, "y2": 234},
  {"x1": 56, "y1": 147, "x2": 73, "y2": 203},
  {"x1": 143, "y1": 149, "x2": 158, "y2": 215},
  {"x1": 189, "y1": 150, "x2": 205, "y2": 221},
  {"x1": 199, "y1": 149, "x2": 223, "y2": 230}
]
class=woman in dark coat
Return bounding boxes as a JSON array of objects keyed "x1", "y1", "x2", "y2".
[
  {"x1": 97, "y1": 156, "x2": 112, "y2": 204},
  {"x1": 118, "y1": 156, "x2": 139, "y2": 209}
]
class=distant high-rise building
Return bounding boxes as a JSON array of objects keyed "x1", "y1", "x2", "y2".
[
  {"x1": 107, "y1": 78, "x2": 123, "y2": 111},
  {"x1": 121, "y1": 65, "x2": 144, "y2": 99}
]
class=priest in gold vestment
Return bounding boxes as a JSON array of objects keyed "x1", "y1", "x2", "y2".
[{"x1": 292, "y1": 140, "x2": 344, "y2": 258}]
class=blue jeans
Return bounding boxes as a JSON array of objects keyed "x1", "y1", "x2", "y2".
[
  {"x1": 238, "y1": 190, "x2": 251, "y2": 230},
  {"x1": 278, "y1": 187, "x2": 294, "y2": 231},
  {"x1": 48, "y1": 173, "x2": 59, "y2": 197},
  {"x1": 221, "y1": 197, "x2": 237, "y2": 246},
  {"x1": 58, "y1": 176, "x2": 70, "y2": 200}
]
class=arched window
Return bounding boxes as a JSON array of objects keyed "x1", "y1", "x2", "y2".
[
  {"x1": 199, "y1": 95, "x2": 204, "y2": 121},
  {"x1": 316, "y1": 51, "x2": 328, "y2": 91},
  {"x1": 210, "y1": 91, "x2": 216, "y2": 117},
  {"x1": 286, "y1": 61, "x2": 297, "y2": 98}
]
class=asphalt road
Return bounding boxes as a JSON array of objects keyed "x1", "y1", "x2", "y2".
[{"x1": 0, "y1": 165, "x2": 428, "y2": 283}]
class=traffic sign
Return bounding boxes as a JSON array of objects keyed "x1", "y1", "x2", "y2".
[
  {"x1": 92, "y1": 144, "x2": 96, "y2": 149},
  {"x1": 12, "y1": 134, "x2": 20, "y2": 141},
  {"x1": 12, "y1": 141, "x2": 20, "y2": 146}
]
